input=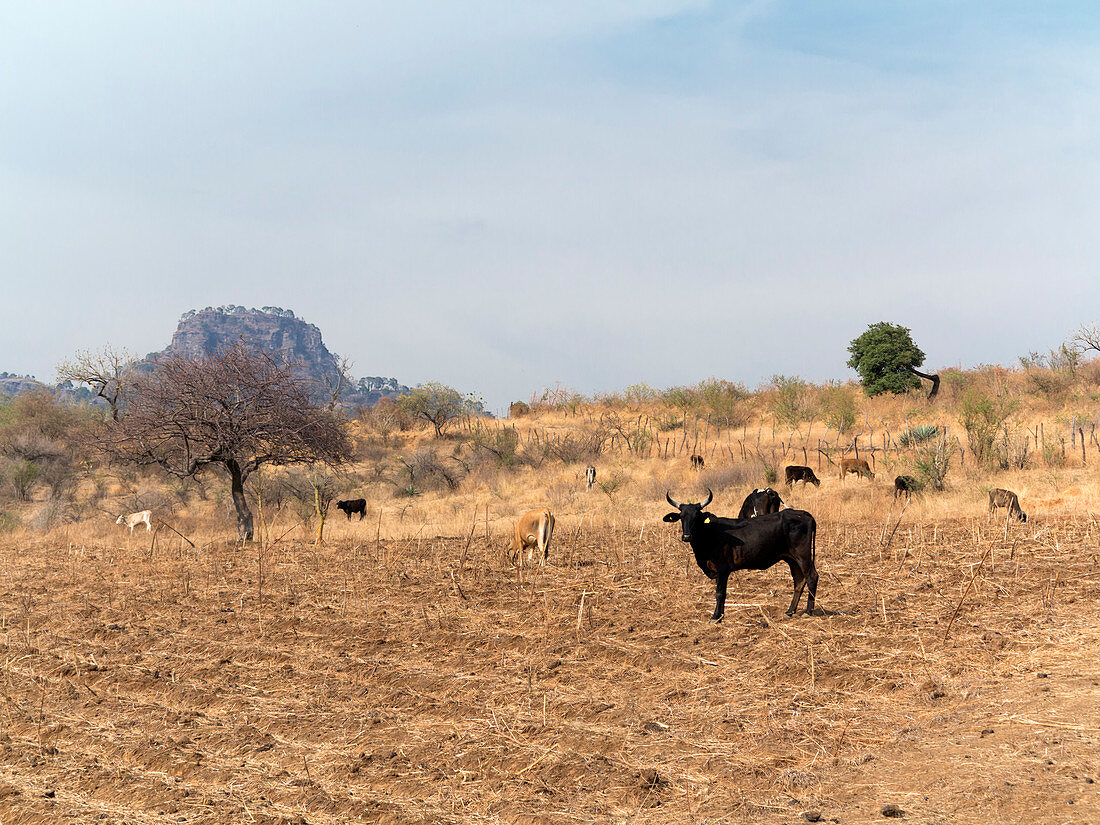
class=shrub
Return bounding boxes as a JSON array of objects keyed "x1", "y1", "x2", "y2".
[
  {"x1": 768, "y1": 375, "x2": 814, "y2": 427},
  {"x1": 897, "y1": 424, "x2": 940, "y2": 447},
  {"x1": 819, "y1": 384, "x2": 856, "y2": 434},
  {"x1": 995, "y1": 426, "x2": 1031, "y2": 471},
  {"x1": 9, "y1": 459, "x2": 40, "y2": 501},
  {"x1": 913, "y1": 436, "x2": 958, "y2": 492},
  {"x1": 697, "y1": 379, "x2": 750, "y2": 426},
  {"x1": 394, "y1": 448, "x2": 464, "y2": 494},
  {"x1": 468, "y1": 425, "x2": 520, "y2": 467},
  {"x1": 959, "y1": 389, "x2": 1016, "y2": 467}
]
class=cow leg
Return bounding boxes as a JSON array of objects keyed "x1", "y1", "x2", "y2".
[
  {"x1": 711, "y1": 572, "x2": 729, "y2": 622},
  {"x1": 785, "y1": 559, "x2": 807, "y2": 616},
  {"x1": 803, "y1": 566, "x2": 819, "y2": 615},
  {"x1": 358, "y1": 510, "x2": 366, "y2": 521}
]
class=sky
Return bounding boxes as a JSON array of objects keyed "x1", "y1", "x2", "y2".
[{"x1": 3, "y1": 2, "x2": 1100, "y2": 413}]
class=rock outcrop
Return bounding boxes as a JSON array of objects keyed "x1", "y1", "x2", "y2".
[{"x1": 152, "y1": 306, "x2": 343, "y2": 388}]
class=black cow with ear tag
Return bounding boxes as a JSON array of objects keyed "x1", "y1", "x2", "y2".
[{"x1": 663, "y1": 489, "x2": 818, "y2": 621}]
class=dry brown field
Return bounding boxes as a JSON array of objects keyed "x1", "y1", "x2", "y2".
[{"x1": 2, "y1": 472, "x2": 1099, "y2": 824}]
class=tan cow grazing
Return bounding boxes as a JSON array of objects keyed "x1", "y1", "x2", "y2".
[
  {"x1": 988, "y1": 488, "x2": 1027, "y2": 522},
  {"x1": 510, "y1": 508, "x2": 555, "y2": 567},
  {"x1": 839, "y1": 458, "x2": 874, "y2": 481},
  {"x1": 116, "y1": 510, "x2": 153, "y2": 532}
]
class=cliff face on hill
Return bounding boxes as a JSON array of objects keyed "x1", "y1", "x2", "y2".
[
  {"x1": 152, "y1": 306, "x2": 343, "y2": 387},
  {"x1": 0, "y1": 308, "x2": 410, "y2": 408},
  {"x1": 149, "y1": 306, "x2": 409, "y2": 406}
]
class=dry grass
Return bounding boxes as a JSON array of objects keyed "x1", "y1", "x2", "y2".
[
  {"x1": 1, "y1": 498, "x2": 1098, "y2": 824},
  {"x1": 2, "y1": 395, "x2": 1100, "y2": 822}
]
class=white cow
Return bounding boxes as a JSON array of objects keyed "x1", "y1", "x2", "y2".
[{"x1": 116, "y1": 510, "x2": 153, "y2": 532}]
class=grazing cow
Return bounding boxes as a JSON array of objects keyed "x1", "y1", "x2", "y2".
[
  {"x1": 988, "y1": 488, "x2": 1027, "y2": 522},
  {"x1": 116, "y1": 510, "x2": 152, "y2": 532},
  {"x1": 894, "y1": 475, "x2": 920, "y2": 500},
  {"x1": 585, "y1": 465, "x2": 596, "y2": 490},
  {"x1": 663, "y1": 490, "x2": 818, "y2": 621},
  {"x1": 737, "y1": 487, "x2": 784, "y2": 518},
  {"x1": 784, "y1": 465, "x2": 821, "y2": 487},
  {"x1": 335, "y1": 499, "x2": 367, "y2": 520},
  {"x1": 839, "y1": 457, "x2": 874, "y2": 481},
  {"x1": 510, "y1": 508, "x2": 555, "y2": 567},
  {"x1": 690, "y1": 454, "x2": 705, "y2": 470}
]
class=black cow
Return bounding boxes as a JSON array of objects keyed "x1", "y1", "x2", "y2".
[
  {"x1": 784, "y1": 465, "x2": 821, "y2": 487},
  {"x1": 335, "y1": 498, "x2": 367, "y2": 520},
  {"x1": 663, "y1": 489, "x2": 818, "y2": 621},
  {"x1": 894, "y1": 475, "x2": 920, "y2": 500},
  {"x1": 737, "y1": 487, "x2": 784, "y2": 518},
  {"x1": 690, "y1": 454, "x2": 705, "y2": 470}
]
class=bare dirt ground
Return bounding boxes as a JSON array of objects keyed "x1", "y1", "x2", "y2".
[{"x1": 0, "y1": 511, "x2": 1098, "y2": 824}]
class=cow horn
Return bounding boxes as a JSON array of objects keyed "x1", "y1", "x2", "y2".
[
  {"x1": 666, "y1": 491, "x2": 680, "y2": 508},
  {"x1": 700, "y1": 488, "x2": 713, "y2": 508}
]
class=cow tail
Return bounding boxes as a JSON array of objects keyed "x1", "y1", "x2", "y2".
[
  {"x1": 810, "y1": 517, "x2": 817, "y2": 568},
  {"x1": 539, "y1": 512, "x2": 552, "y2": 553}
]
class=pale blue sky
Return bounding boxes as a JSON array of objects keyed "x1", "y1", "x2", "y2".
[{"x1": 3, "y1": 2, "x2": 1099, "y2": 412}]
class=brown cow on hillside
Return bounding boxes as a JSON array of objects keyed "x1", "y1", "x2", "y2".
[
  {"x1": 510, "y1": 508, "x2": 555, "y2": 567},
  {"x1": 839, "y1": 457, "x2": 874, "y2": 481},
  {"x1": 988, "y1": 488, "x2": 1027, "y2": 522}
]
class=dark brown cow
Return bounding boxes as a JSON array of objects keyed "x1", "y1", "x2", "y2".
[
  {"x1": 784, "y1": 465, "x2": 821, "y2": 487},
  {"x1": 690, "y1": 454, "x2": 705, "y2": 470},
  {"x1": 893, "y1": 475, "x2": 919, "y2": 499},
  {"x1": 988, "y1": 488, "x2": 1027, "y2": 522},
  {"x1": 335, "y1": 499, "x2": 367, "y2": 520},
  {"x1": 839, "y1": 457, "x2": 874, "y2": 481}
]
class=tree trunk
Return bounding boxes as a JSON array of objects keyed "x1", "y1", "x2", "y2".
[
  {"x1": 227, "y1": 460, "x2": 255, "y2": 541},
  {"x1": 907, "y1": 366, "x2": 940, "y2": 401}
]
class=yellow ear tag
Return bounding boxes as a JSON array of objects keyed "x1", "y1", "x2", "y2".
[{"x1": 703, "y1": 517, "x2": 711, "y2": 523}]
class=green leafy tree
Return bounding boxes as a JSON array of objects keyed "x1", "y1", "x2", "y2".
[
  {"x1": 397, "y1": 382, "x2": 480, "y2": 438},
  {"x1": 847, "y1": 322, "x2": 940, "y2": 400}
]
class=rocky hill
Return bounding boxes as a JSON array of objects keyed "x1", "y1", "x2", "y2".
[
  {"x1": 0, "y1": 374, "x2": 99, "y2": 405},
  {"x1": 150, "y1": 306, "x2": 409, "y2": 406},
  {"x1": 0, "y1": 308, "x2": 410, "y2": 408},
  {"x1": 151, "y1": 306, "x2": 343, "y2": 386}
]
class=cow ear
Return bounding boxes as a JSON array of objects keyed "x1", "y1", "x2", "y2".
[{"x1": 663, "y1": 512, "x2": 681, "y2": 523}]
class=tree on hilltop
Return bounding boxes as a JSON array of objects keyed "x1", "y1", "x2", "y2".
[
  {"x1": 397, "y1": 382, "x2": 481, "y2": 437},
  {"x1": 847, "y1": 322, "x2": 940, "y2": 400}
]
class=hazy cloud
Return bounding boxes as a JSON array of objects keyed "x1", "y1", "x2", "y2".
[{"x1": 3, "y1": 1, "x2": 1099, "y2": 410}]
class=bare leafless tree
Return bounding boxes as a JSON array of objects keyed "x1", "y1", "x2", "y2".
[
  {"x1": 56, "y1": 344, "x2": 137, "y2": 421},
  {"x1": 320, "y1": 355, "x2": 354, "y2": 411},
  {"x1": 1071, "y1": 323, "x2": 1100, "y2": 354},
  {"x1": 96, "y1": 344, "x2": 351, "y2": 540}
]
